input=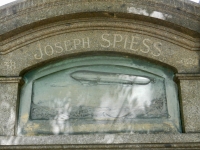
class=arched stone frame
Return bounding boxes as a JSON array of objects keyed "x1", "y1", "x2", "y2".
[{"x1": 0, "y1": 0, "x2": 200, "y2": 148}]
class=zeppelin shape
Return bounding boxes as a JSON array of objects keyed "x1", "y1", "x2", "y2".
[{"x1": 71, "y1": 71, "x2": 152, "y2": 85}]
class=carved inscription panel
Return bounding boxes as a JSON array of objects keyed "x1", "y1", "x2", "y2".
[
  {"x1": 18, "y1": 56, "x2": 181, "y2": 135},
  {"x1": 34, "y1": 33, "x2": 162, "y2": 60},
  {"x1": 0, "y1": 30, "x2": 199, "y2": 76}
]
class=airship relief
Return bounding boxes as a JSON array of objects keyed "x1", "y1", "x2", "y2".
[{"x1": 70, "y1": 70, "x2": 152, "y2": 85}]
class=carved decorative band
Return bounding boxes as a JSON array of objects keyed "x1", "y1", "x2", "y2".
[
  {"x1": 0, "y1": 77, "x2": 22, "y2": 83},
  {"x1": 0, "y1": 19, "x2": 199, "y2": 55},
  {"x1": 176, "y1": 74, "x2": 200, "y2": 80}
]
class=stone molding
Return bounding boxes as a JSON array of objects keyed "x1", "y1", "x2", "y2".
[
  {"x1": 0, "y1": 0, "x2": 200, "y2": 39},
  {"x1": 0, "y1": 19, "x2": 199, "y2": 55},
  {"x1": 0, "y1": 143, "x2": 200, "y2": 149},
  {"x1": 176, "y1": 74, "x2": 200, "y2": 80},
  {"x1": 0, "y1": 77, "x2": 22, "y2": 83},
  {"x1": 1, "y1": 134, "x2": 200, "y2": 145}
]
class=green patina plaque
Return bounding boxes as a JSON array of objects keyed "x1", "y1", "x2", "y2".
[{"x1": 18, "y1": 56, "x2": 181, "y2": 135}]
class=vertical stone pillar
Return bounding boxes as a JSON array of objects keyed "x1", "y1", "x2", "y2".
[
  {"x1": 0, "y1": 77, "x2": 21, "y2": 136},
  {"x1": 177, "y1": 74, "x2": 200, "y2": 133}
]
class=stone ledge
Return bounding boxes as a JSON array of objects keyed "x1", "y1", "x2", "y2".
[
  {"x1": 1, "y1": 134, "x2": 200, "y2": 145},
  {"x1": 176, "y1": 74, "x2": 200, "y2": 80},
  {"x1": 0, "y1": 143, "x2": 200, "y2": 150}
]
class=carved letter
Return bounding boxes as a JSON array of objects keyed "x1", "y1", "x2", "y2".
[
  {"x1": 130, "y1": 36, "x2": 140, "y2": 51},
  {"x1": 55, "y1": 42, "x2": 64, "y2": 53},
  {"x1": 74, "y1": 39, "x2": 81, "y2": 49},
  {"x1": 113, "y1": 34, "x2": 123, "y2": 48},
  {"x1": 44, "y1": 45, "x2": 54, "y2": 56},
  {"x1": 64, "y1": 40, "x2": 73, "y2": 51},
  {"x1": 152, "y1": 42, "x2": 162, "y2": 56},
  {"x1": 124, "y1": 35, "x2": 128, "y2": 49},
  {"x1": 100, "y1": 34, "x2": 111, "y2": 48},
  {"x1": 34, "y1": 43, "x2": 43, "y2": 59},
  {"x1": 141, "y1": 39, "x2": 151, "y2": 53},
  {"x1": 82, "y1": 37, "x2": 90, "y2": 48}
]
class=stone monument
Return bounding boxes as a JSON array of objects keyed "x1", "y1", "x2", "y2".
[{"x1": 0, "y1": 0, "x2": 200, "y2": 149}]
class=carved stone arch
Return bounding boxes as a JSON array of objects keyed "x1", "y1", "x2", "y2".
[
  {"x1": 0, "y1": 0, "x2": 200, "y2": 149},
  {"x1": 0, "y1": 0, "x2": 199, "y2": 76},
  {"x1": 1, "y1": 18, "x2": 199, "y2": 76}
]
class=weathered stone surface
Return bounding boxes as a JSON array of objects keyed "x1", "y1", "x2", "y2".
[
  {"x1": 1, "y1": 143, "x2": 200, "y2": 150},
  {"x1": 178, "y1": 75, "x2": 200, "y2": 133},
  {"x1": 0, "y1": 0, "x2": 200, "y2": 36},
  {"x1": 0, "y1": 78, "x2": 21, "y2": 136},
  {"x1": 0, "y1": 25, "x2": 199, "y2": 76},
  {"x1": 0, "y1": 0, "x2": 200, "y2": 77},
  {"x1": 0, "y1": 0, "x2": 199, "y2": 148},
  {"x1": 1, "y1": 134, "x2": 200, "y2": 145},
  {"x1": 2, "y1": 134, "x2": 200, "y2": 149}
]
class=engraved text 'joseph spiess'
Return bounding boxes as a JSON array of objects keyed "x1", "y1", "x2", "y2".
[{"x1": 34, "y1": 33, "x2": 162, "y2": 59}]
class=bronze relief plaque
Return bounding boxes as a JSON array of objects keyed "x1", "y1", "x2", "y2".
[{"x1": 18, "y1": 56, "x2": 181, "y2": 135}]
